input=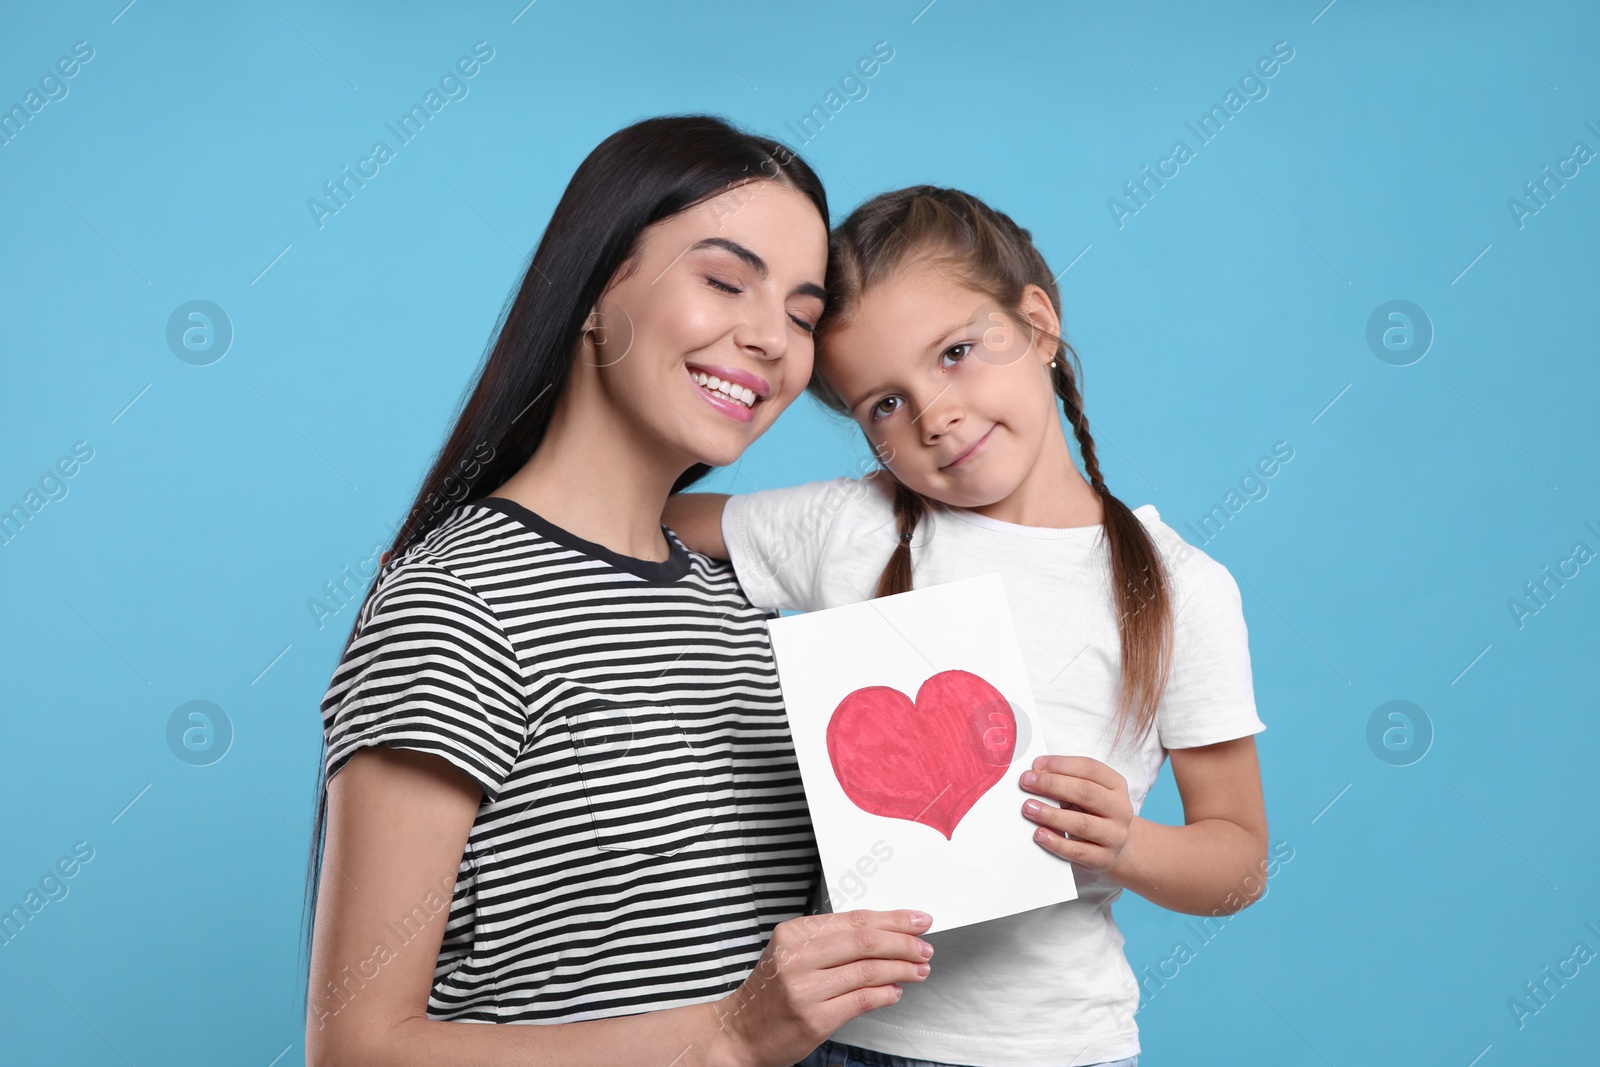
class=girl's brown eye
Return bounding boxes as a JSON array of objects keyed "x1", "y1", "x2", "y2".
[{"x1": 942, "y1": 342, "x2": 974, "y2": 365}]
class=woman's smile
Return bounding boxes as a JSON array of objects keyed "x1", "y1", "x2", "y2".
[{"x1": 686, "y1": 361, "x2": 770, "y2": 423}]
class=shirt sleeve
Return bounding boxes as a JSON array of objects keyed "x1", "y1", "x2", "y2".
[
  {"x1": 1155, "y1": 558, "x2": 1267, "y2": 750},
  {"x1": 320, "y1": 557, "x2": 527, "y2": 803},
  {"x1": 721, "y1": 477, "x2": 860, "y2": 613}
]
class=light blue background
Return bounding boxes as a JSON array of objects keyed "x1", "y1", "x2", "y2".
[{"x1": 2, "y1": 1, "x2": 1596, "y2": 1064}]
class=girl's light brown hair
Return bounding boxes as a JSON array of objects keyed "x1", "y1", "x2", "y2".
[{"x1": 810, "y1": 185, "x2": 1173, "y2": 752}]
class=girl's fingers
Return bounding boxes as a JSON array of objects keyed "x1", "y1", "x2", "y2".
[
  {"x1": 1021, "y1": 769, "x2": 1114, "y2": 815},
  {"x1": 1031, "y1": 823, "x2": 1114, "y2": 867},
  {"x1": 1022, "y1": 797, "x2": 1108, "y2": 844},
  {"x1": 1032, "y1": 755, "x2": 1124, "y2": 790}
]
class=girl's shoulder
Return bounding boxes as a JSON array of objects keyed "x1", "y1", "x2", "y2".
[{"x1": 1128, "y1": 503, "x2": 1243, "y2": 607}]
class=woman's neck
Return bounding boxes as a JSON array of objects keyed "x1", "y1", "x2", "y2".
[{"x1": 488, "y1": 383, "x2": 688, "y2": 563}]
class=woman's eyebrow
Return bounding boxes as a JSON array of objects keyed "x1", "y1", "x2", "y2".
[
  {"x1": 690, "y1": 237, "x2": 767, "y2": 276},
  {"x1": 688, "y1": 237, "x2": 826, "y2": 302}
]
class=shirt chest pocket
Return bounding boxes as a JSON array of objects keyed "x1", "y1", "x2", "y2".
[{"x1": 565, "y1": 701, "x2": 716, "y2": 857}]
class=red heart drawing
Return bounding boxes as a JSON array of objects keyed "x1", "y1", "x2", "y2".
[{"x1": 826, "y1": 669, "x2": 1017, "y2": 840}]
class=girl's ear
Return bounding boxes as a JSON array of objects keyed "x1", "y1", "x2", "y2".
[{"x1": 1017, "y1": 283, "x2": 1062, "y2": 354}]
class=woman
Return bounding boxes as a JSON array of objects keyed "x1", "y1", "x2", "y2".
[{"x1": 302, "y1": 115, "x2": 934, "y2": 1067}]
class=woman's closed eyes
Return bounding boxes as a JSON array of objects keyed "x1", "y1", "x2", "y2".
[{"x1": 703, "y1": 273, "x2": 819, "y2": 334}]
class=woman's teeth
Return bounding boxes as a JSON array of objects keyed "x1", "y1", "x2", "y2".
[{"x1": 691, "y1": 370, "x2": 756, "y2": 408}]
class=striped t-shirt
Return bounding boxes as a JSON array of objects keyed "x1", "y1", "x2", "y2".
[{"x1": 319, "y1": 496, "x2": 821, "y2": 1023}]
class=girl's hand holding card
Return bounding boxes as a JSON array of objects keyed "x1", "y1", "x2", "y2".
[{"x1": 1018, "y1": 755, "x2": 1137, "y2": 873}]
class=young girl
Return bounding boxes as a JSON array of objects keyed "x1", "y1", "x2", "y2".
[{"x1": 665, "y1": 186, "x2": 1269, "y2": 1067}]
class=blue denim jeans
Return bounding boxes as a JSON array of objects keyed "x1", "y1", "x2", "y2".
[{"x1": 794, "y1": 1038, "x2": 1139, "y2": 1067}]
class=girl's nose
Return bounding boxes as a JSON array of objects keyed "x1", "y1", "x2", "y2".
[{"x1": 916, "y1": 386, "x2": 960, "y2": 442}]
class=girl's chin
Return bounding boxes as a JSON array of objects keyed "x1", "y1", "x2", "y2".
[{"x1": 921, "y1": 474, "x2": 1021, "y2": 511}]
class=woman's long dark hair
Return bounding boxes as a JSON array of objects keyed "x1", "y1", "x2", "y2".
[{"x1": 299, "y1": 115, "x2": 826, "y2": 1008}]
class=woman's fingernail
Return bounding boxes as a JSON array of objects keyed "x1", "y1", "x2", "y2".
[
  {"x1": 917, "y1": 939, "x2": 934, "y2": 958},
  {"x1": 1021, "y1": 770, "x2": 1037, "y2": 787},
  {"x1": 911, "y1": 912, "x2": 932, "y2": 928},
  {"x1": 1024, "y1": 800, "x2": 1040, "y2": 815},
  {"x1": 915, "y1": 963, "x2": 930, "y2": 977}
]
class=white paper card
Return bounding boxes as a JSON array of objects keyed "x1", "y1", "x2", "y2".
[{"x1": 766, "y1": 572, "x2": 1077, "y2": 934}]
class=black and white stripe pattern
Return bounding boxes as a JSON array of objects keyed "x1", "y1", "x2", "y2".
[{"x1": 321, "y1": 496, "x2": 820, "y2": 1022}]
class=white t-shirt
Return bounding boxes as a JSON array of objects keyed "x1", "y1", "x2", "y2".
[{"x1": 721, "y1": 476, "x2": 1265, "y2": 1067}]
